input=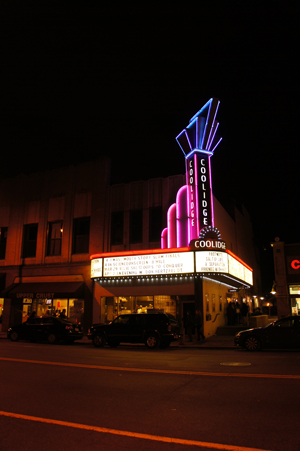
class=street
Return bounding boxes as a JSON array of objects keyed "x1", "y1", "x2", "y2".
[{"x1": 0, "y1": 340, "x2": 299, "y2": 451}]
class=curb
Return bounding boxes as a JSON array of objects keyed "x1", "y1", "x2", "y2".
[{"x1": 0, "y1": 333, "x2": 236, "y2": 349}]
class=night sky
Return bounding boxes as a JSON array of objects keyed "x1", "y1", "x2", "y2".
[{"x1": 1, "y1": 4, "x2": 298, "y2": 291}]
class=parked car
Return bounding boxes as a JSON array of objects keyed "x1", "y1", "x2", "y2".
[
  {"x1": 88, "y1": 313, "x2": 180, "y2": 349},
  {"x1": 234, "y1": 315, "x2": 300, "y2": 351},
  {"x1": 7, "y1": 316, "x2": 83, "y2": 344}
]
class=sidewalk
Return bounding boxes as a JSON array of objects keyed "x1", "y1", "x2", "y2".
[{"x1": 0, "y1": 331, "x2": 236, "y2": 349}]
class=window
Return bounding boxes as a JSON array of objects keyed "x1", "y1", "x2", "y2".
[
  {"x1": 130, "y1": 209, "x2": 143, "y2": 244},
  {"x1": 0, "y1": 227, "x2": 8, "y2": 260},
  {"x1": 47, "y1": 221, "x2": 63, "y2": 256},
  {"x1": 111, "y1": 211, "x2": 124, "y2": 245},
  {"x1": 23, "y1": 224, "x2": 38, "y2": 258},
  {"x1": 212, "y1": 294, "x2": 216, "y2": 312},
  {"x1": 277, "y1": 318, "x2": 295, "y2": 328},
  {"x1": 149, "y1": 207, "x2": 162, "y2": 242},
  {"x1": 205, "y1": 293, "x2": 210, "y2": 312},
  {"x1": 72, "y1": 217, "x2": 90, "y2": 254}
]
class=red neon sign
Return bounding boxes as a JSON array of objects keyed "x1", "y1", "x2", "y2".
[{"x1": 291, "y1": 259, "x2": 300, "y2": 270}]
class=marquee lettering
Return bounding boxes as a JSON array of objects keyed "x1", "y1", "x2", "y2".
[{"x1": 191, "y1": 239, "x2": 226, "y2": 250}]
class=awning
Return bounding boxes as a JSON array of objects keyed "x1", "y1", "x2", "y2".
[{"x1": 0, "y1": 282, "x2": 85, "y2": 299}]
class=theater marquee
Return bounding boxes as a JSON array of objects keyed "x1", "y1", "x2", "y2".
[{"x1": 91, "y1": 248, "x2": 253, "y2": 287}]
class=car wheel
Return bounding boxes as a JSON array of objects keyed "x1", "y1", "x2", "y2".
[
  {"x1": 244, "y1": 335, "x2": 261, "y2": 351},
  {"x1": 10, "y1": 331, "x2": 19, "y2": 342},
  {"x1": 145, "y1": 334, "x2": 160, "y2": 349},
  {"x1": 92, "y1": 333, "x2": 106, "y2": 347},
  {"x1": 47, "y1": 333, "x2": 57, "y2": 344}
]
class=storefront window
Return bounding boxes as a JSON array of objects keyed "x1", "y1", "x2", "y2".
[
  {"x1": 21, "y1": 298, "x2": 84, "y2": 323},
  {"x1": 22, "y1": 298, "x2": 33, "y2": 322},
  {"x1": 136, "y1": 296, "x2": 154, "y2": 313},
  {"x1": 154, "y1": 295, "x2": 176, "y2": 316},
  {"x1": 104, "y1": 295, "x2": 177, "y2": 323},
  {"x1": 289, "y1": 285, "x2": 300, "y2": 295},
  {"x1": 291, "y1": 298, "x2": 300, "y2": 315},
  {"x1": 52, "y1": 299, "x2": 68, "y2": 317},
  {"x1": 69, "y1": 299, "x2": 84, "y2": 323},
  {"x1": 0, "y1": 297, "x2": 4, "y2": 322}
]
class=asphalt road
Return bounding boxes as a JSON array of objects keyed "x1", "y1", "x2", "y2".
[{"x1": 0, "y1": 340, "x2": 299, "y2": 451}]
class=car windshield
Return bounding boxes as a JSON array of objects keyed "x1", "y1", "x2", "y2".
[
  {"x1": 266, "y1": 321, "x2": 277, "y2": 328},
  {"x1": 112, "y1": 315, "x2": 130, "y2": 325}
]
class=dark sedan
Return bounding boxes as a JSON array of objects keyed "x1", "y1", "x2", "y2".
[
  {"x1": 234, "y1": 315, "x2": 300, "y2": 351},
  {"x1": 7, "y1": 316, "x2": 83, "y2": 344}
]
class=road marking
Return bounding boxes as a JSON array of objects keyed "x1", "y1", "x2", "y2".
[
  {"x1": 220, "y1": 362, "x2": 251, "y2": 367},
  {"x1": 0, "y1": 357, "x2": 299, "y2": 379},
  {"x1": 0, "y1": 410, "x2": 271, "y2": 451}
]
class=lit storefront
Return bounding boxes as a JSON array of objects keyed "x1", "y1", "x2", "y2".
[
  {"x1": 91, "y1": 241, "x2": 253, "y2": 337},
  {"x1": 1, "y1": 282, "x2": 85, "y2": 326}
]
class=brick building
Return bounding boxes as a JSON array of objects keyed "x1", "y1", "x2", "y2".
[{"x1": 0, "y1": 156, "x2": 261, "y2": 336}]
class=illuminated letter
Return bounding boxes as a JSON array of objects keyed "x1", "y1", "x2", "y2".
[{"x1": 291, "y1": 260, "x2": 300, "y2": 270}]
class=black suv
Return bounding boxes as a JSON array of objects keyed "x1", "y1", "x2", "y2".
[{"x1": 88, "y1": 313, "x2": 180, "y2": 349}]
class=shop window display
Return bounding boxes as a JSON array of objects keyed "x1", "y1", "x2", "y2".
[
  {"x1": 21, "y1": 298, "x2": 84, "y2": 323},
  {"x1": 105, "y1": 295, "x2": 177, "y2": 323}
]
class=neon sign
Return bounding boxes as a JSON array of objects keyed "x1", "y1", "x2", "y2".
[
  {"x1": 161, "y1": 98, "x2": 222, "y2": 249},
  {"x1": 291, "y1": 260, "x2": 300, "y2": 270}
]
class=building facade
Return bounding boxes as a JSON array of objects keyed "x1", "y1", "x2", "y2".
[
  {"x1": 272, "y1": 239, "x2": 300, "y2": 318},
  {"x1": 0, "y1": 157, "x2": 261, "y2": 336},
  {"x1": 0, "y1": 157, "x2": 110, "y2": 333},
  {"x1": 0, "y1": 100, "x2": 262, "y2": 338}
]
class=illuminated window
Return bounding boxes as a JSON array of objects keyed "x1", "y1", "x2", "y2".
[
  {"x1": 23, "y1": 224, "x2": 38, "y2": 258},
  {"x1": 205, "y1": 293, "x2": 210, "y2": 312},
  {"x1": 0, "y1": 227, "x2": 8, "y2": 260},
  {"x1": 111, "y1": 212, "x2": 124, "y2": 245},
  {"x1": 72, "y1": 217, "x2": 90, "y2": 254},
  {"x1": 47, "y1": 221, "x2": 63, "y2": 256},
  {"x1": 130, "y1": 209, "x2": 143, "y2": 244}
]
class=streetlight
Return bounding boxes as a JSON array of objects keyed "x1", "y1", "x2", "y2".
[{"x1": 271, "y1": 281, "x2": 276, "y2": 295}]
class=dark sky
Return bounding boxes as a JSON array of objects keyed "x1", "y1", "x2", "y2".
[{"x1": 0, "y1": 3, "x2": 298, "y2": 288}]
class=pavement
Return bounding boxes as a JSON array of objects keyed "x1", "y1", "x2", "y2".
[{"x1": 0, "y1": 330, "x2": 236, "y2": 349}]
